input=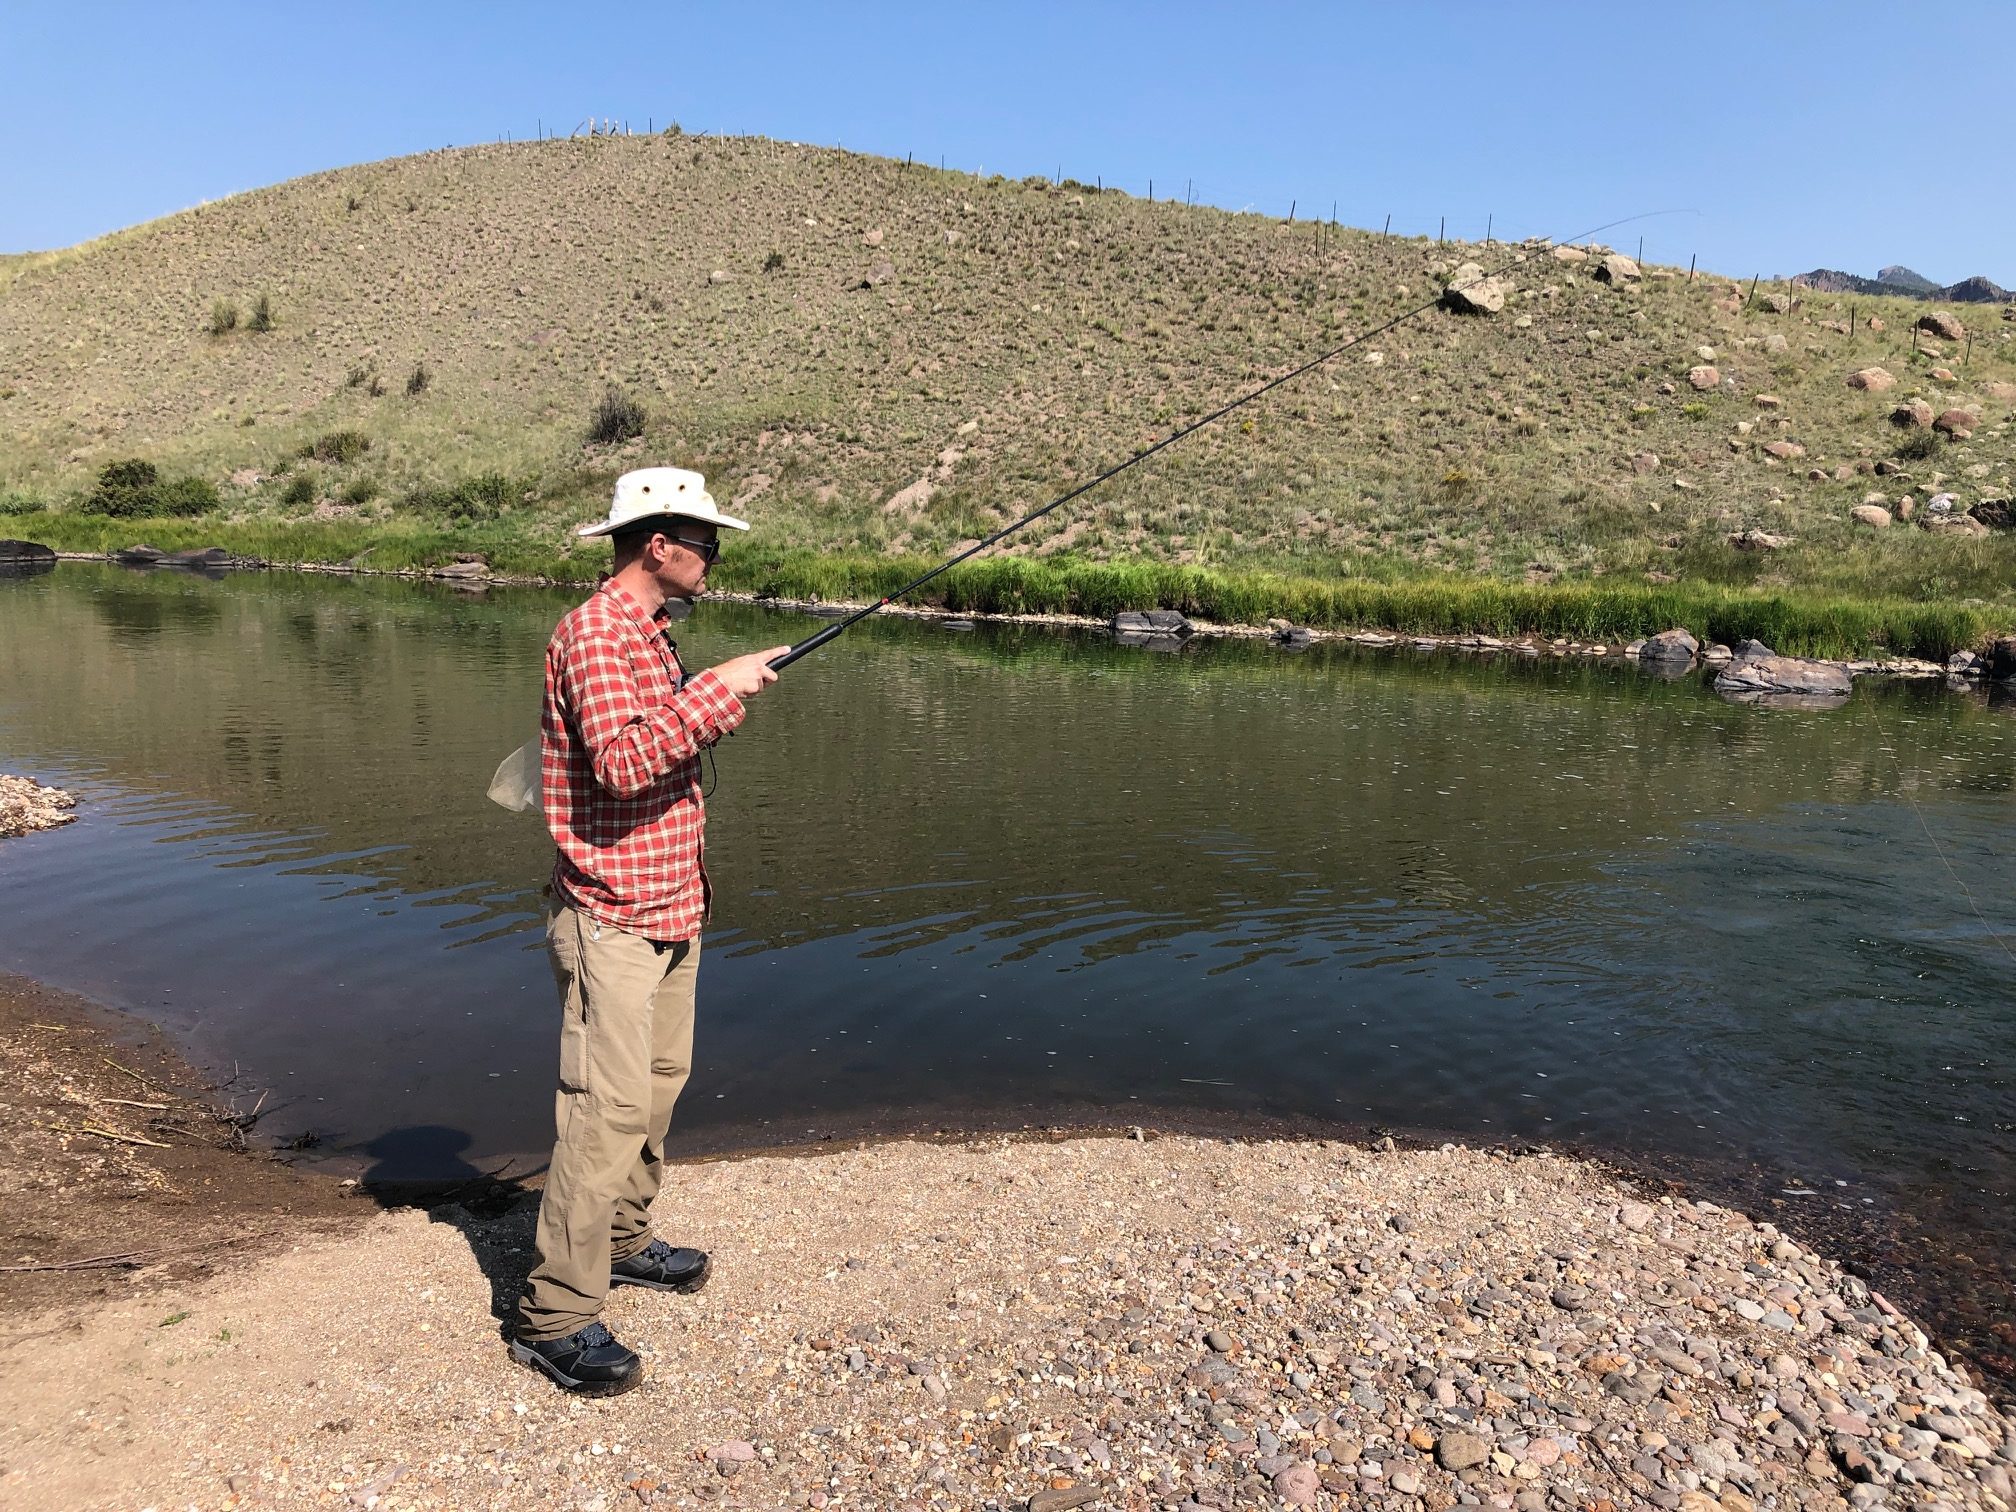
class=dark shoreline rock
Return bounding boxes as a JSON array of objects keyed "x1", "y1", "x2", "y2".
[
  {"x1": 1112, "y1": 609, "x2": 1193, "y2": 638},
  {"x1": 1714, "y1": 640, "x2": 1853, "y2": 703}
]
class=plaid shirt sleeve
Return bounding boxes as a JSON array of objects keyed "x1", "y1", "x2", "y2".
[{"x1": 555, "y1": 631, "x2": 746, "y2": 796}]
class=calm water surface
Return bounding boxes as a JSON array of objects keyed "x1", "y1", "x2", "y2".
[{"x1": 1, "y1": 564, "x2": 2012, "y2": 1338}]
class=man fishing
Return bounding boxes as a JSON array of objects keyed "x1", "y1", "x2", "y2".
[{"x1": 512, "y1": 466, "x2": 789, "y2": 1396}]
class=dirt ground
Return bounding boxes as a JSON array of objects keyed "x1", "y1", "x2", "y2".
[{"x1": 0, "y1": 972, "x2": 364, "y2": 1317}]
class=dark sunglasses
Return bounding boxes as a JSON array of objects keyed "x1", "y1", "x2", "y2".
[{"x1": 666, "y1": 534, "x2": 721, "y2": 564}]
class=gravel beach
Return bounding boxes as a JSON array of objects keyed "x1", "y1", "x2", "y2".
[
  {"x1": 0, "y1": 773, "x2": 76, "y2": 840},
  {"x1": 3, "y1": 1129, "x2": 2010, "y2": 1512}
]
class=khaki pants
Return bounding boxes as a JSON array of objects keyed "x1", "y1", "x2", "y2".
[{"x1": 517, "y1": 905, "x2": 699, "y2": 1342}]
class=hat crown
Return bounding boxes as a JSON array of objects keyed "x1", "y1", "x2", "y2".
[{"x1": 577, "y1": 466, "x2": 751, "y2": 537}]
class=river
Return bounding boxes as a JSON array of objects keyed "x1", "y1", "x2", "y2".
[{"x1": 2, "y1": 562, "x2": 2012, "y2": 1366}]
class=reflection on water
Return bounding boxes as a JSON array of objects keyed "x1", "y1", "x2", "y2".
[{"x1": 0, "y1": 567, "x2": 2011, "y2": 1228}]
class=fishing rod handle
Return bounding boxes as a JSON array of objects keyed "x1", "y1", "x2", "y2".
[{"x1": 768, "y1": 622, "x2": 844, "y2": 671}]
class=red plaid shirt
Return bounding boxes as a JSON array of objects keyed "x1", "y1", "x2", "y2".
[{"x1": 542, "y1": 580, "x2": 745, "y2": 941}]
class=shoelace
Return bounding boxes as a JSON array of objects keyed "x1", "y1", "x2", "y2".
[
  {"x1": 571, "y1": 1321, "x2": 615, "y2": 1349},
  {"x1": 635, "y1": 1239, "x2": 675, "y2": 1266}
]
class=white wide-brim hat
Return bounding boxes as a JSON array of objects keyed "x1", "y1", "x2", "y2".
[{"x1": 576, "y1": 466, "x2": 751, "y2": 538}]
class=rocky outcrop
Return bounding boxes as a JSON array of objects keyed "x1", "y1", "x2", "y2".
[{"x1": 1713, "y1": 640, "x2": 1853, "y2": 702}]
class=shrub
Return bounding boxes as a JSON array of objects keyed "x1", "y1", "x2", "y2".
[
  {"x1": 587, "y1": 385, "x2": 646, "y2": 445},
  {"x1": 401, "y1": 473, "x2": 516, "y2": 524},
  {"x1": 281, "y1": 472, "x2": 316, "y2": 507},
  {"x1": 0, "y1": 492, "x2": 45, "y2": 516},
  {"x1": 155, "y1": 476, "x2": 221, "y2": 517},
  {"x1": 367, "y1": 373, "x2": 387, "y2": 398},
  {"x1": 83, "y1": 458, "x2": 160, "y2": 517},
  {"x1": 763, "y1": 250, "x2": 785, "y2": 273},
  {"x1": 306, "y1": 430, "x2": 371, "y2": 464},
  {"x1": 345, "y1": 362, "x2": 374, "y2": 389},
  {"x1": 340, "y1": 476, "x2": 379, "y2": 505},
  {"x1": 208, "y1": 299, "x2": 239, "y2": 336},
  {"x1": 1896, "y1": 430, "x2": 1940, "y2": 461},
  {"x1": 406, "y1": 362, "x2": 431, "y2": 396},
  {"x1": 248, "y1": 294, "x2": 274, "y2": 332}
]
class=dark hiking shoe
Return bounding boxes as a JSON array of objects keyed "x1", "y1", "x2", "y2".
[
  {"x1": 509, "y1": 1321, "x2": 642, "y2": 1397},
  {"x1": 611, "y1": 1238, "x2": 711, "y2": 1294}
]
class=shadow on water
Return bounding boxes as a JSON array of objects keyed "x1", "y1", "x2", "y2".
[{"x1": 359, "y1": 1124, "x2": 544, "y2": 1340}]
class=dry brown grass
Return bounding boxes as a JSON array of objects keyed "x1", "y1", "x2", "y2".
[{"x1": 0, "y1": 135, "x2": 2011, "y2": 605}]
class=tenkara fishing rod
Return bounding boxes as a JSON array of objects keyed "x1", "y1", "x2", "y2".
[{"x1": 767, "y1": 208, "x2": 1687, "y2": 672}]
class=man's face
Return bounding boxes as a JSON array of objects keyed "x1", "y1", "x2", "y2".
[{"x1": 649, "y1": 523, "x2": 720, "y2": 601}]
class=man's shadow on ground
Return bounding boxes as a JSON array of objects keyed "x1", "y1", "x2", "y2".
[{"x1": 359, "y1": 1125, "x2": 543, "y2": 1340}]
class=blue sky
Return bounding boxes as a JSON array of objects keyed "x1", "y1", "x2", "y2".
[{"x1": 2, "y1": 1, "x2": 2005, "y2": 284}]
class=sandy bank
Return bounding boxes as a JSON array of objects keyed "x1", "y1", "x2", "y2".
[{"x1": 2, "y1": 1111, "x2": 2010, "y2": 1511}]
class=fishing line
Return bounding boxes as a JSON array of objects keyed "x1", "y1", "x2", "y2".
[{"x1": 767, "y1": 207, "x2": 1696, "y2": 671}]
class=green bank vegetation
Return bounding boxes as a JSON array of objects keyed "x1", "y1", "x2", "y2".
[
  {"x1": 14, "y1": 510, "x2": 1990, "y2": 661},
  {"x1": 1, "y1": 134, "x2": 2011, "y2": 656}
]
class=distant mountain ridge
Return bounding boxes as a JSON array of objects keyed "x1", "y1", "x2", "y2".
[{"x1": 1791, "y1": 262, "x2": 2009, "y2": 303}]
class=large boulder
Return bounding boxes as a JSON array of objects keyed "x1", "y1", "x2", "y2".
[
  {"x1": 1916, "y1": 310, "x2": 1965, "y2": 343},
  {"x1": 1639, "y1": 628, "x2": 1699, "y2": 664},
  {"x1": 1988, "y1": 637, "x2": 2016, "y2": 681},
  {"x1": 1550, "y1": 244, "x2": 1588, "y2": 263},
  {"x1": 1112, "y1": 609, "x2": 1193, "y2": 637},
  {"x1": 112, "y1": 544, "x2": 166, "y2": 564},
  {"x1": 1761, "y1": 440, "x2": 1806, "y2": 460},
  {"x1": 1845, "y1": 367, "x2": 1896, "y2": 393},
  {"x1": 0, "y1": 539, "x2": 55, "y2": 564},
  {"x1": 1850, "y1": 504, "x2": 1892, "y2": 529},
  {"x1": 1932, "y1": 407, "x2": 1979, "y2": 438},
  {"x1": 1593, "y1": 254, "x2": 1641, "y2": 284},
  {"x1": 1713, "y1": 641, "x2": 1852, "y2": 700},
  {"x1": 1969, "y1": 499, "x2": 2014, "y2": 530},
  {"x1": 1440, "y1": 262, "x2": 1508, "y2": 315},
  {"x1": 1687, "y1": 365, "x2": 1721, "y2": 391},
  {"x1": 165, "y1": 545, "x2": 232, "y2": 567},
  {"x1": 1890, "y1": 399, "x2": 1935, "y2": 428}
]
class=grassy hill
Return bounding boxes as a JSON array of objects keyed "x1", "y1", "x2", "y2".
[{"x1": 2, "y1": 133, "x2": 2013, "y2": 652}]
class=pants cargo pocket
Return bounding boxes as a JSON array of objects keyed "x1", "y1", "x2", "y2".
[{"x1": 549, "y1": 908, "x2": 592, "y2": 1095}]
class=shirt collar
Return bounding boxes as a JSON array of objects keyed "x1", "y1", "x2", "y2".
[{"x1": 598, "y1": 578, "x2": 670, "y2": 635}]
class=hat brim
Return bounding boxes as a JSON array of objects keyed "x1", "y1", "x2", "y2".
[{"x1": 577, "y1": 508, "x2": 751, "y2": 539}]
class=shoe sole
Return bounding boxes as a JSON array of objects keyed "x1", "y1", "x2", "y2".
[
  {"x1": 609, "y1": 1255, "x2": 711, "y2": 1295},
  {"x1": 509, "y1": 1340, "x2": 644, "y2": 1398}
]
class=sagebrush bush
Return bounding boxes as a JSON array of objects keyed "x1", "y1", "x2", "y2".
[
  {"x1": 248, "y1": 294, "x2": 274, "y2": 332},
  {"x1": 587, "y1": 385, "x2": 646, "y2": 445},
  {"x1": 208, "y1": 299, "x2": 239, "y2": 336},
  {"x1": 78, "y1": 460, "x2": 217, "y2": 518},
  {"x1": 155, "y1": 476, "x2": 221, "y2": 517},
  {"x1": 281, "y1": 472, "x2": 317, "y2": 507},
  {"x1": 340, "y1": 476, "x2": 379, "y2": 505},
  {"x1": 400, "y1": 472, "x2": 516, "y2": 523},
  {"x1": 306, "y1": 430, "x2": 371, "y2": 464},
  {"x1": 406, "y1": 362, "x2": 431, "y2": 396},
  {"x1": 82, "y1": 458, "x2": 160, "y2": 517}
]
